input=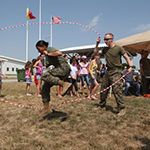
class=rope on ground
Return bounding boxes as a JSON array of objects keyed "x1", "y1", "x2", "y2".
[{"x1": 0, "y1": 74, "x2": 127, "y2": 110}]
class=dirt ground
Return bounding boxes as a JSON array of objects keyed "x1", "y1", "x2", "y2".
[{"x1": 0, "y1": 82, "x2": 150, "y2": 150}]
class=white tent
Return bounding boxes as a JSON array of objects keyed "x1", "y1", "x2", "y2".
[
  {"x1": 60, "y1": 43, "x2": 107, "y2": 58},
  {"x1": 115, "y1": 30, "x2": 150, "y2": 53}
]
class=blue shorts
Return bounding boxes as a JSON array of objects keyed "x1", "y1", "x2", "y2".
[
  {"x1": 26, "y1": 78, "x2": 32, "y2": 84},
  {"x1": 36, "y1": 75, "x2": 42, "y2": 80},
  {"x1": 89, "y1": 74, "x2": 96, "y2": 83}
]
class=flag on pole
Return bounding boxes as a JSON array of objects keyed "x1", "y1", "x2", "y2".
[
  {"x1": 52, "y1": 16, "x2": 62, "y2": 24},
  {"x1": 26, "y1": 8, "x2": 36, "y2": 20}
]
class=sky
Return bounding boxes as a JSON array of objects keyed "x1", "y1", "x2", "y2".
[{"x1": 0, "y1": 0, "x2": 150, "y2": 69}]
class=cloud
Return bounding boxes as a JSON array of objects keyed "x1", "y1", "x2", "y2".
[
  {"x1": 88, "y1": 15, "x2": 100, "y2": 27},
  {"x1": 81, "y1": 14, "x2": 102, "y2": 32},
  {"x1": 132, "y1": 24, "x2": 150, "y2": 32}
]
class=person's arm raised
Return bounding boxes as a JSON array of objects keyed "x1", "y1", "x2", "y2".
[{"x1": 94, "y1": 37, "x2": 101, "y2": 54}]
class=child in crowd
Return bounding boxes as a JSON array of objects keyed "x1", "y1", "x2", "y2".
[
  {"x1": 88, "y1": 53, "x2": 100, "y2": 99},
  {"x1": 32, "y1": 59, "x2": 38, "y2": 93},
  {"x1": 56, "y1": 54, "x2": 69, "y2": 98},
  {"x1": 79, "y1": 55, "x2": 90, "y2": 96},
  {"x1": 69, "y1": 57, "x2": 79, "y2": 97},
  {"x1": 73, "y1": 54, "x2": 81, "y2": 85},
  {"x1": 34, "y1": 54, "x2": 44, "y2": 96},
  {"x1": 25, "y1": 61, "x2": 32, "y2": 96},
  {"x1": 0, "y1": 59, "x2": 7, "y2": 97}
]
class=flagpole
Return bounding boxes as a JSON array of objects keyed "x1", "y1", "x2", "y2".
[
  {"x1": 26, "y1": 20, "x2": 29, "y2": 62},
  {"x1": 39, "y1": 0, "x2": 41, "y2": 40},
  {"x1": 50, "y1": 15, "x2": 53, "y2": 47}
]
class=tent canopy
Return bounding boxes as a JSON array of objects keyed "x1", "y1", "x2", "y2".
[
  {"x1": 60, "y1": 43, "x2": 107, "y2": 58},
  {"x1": 115, "y1": 30, "x2": 150, "y2": 53},
  {"x1": 60, "y1": 43, "x2": 137, "y2": 59}
]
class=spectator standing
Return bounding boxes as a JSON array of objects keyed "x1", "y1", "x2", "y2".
[
  {"x1": 73, "y1": 54, "x2": 81, "y2": 84},
  {"x1": 79, "y1": 55, "x2": 90, "y2": 96},
  {"x1": 140, "y1": 50, "x2": 150, "y2": 95},
  {"x1": 34, "y1": 54, "x2": 44, "y2": 96},
  {"x1": 25, "y1": 61, "x2": 32, "y2": 96},
  {"x1": 56, "y1": 54, "x2": 69, "y2": 98},
  {"x1": 88, "y1": 53, "x2": 100, "y2": 100},
  {"x1": 69, "y1": 57, "x2": 79, "y2": 97},
  {"x1": 100, "y1": 64, "x2": 106, "y2": 78}
]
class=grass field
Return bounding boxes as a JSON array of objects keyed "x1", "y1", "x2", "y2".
[{"x1": 0, "y1": 82, "x2": 150, "y2": 150}]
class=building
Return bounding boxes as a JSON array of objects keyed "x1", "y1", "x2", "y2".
[{"x1": 0, "y1": 55, "x2": 26, "y2": 75}]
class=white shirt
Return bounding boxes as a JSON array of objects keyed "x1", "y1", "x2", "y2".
[{"x1": 70, "y1": 64, "x2": 77, "y2": 78}]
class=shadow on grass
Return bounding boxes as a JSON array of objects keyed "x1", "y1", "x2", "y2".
[
  {"x1": 134, "y1": 136, "x2": 150, "y2": 150},
  {"x1": 93, "y1": 103, "x2": 119, "y2": 114},
  {"x1": 40, "y1": 109, "x2": 68, "y2": 122}
]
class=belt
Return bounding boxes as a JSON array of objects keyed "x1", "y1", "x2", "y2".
[{"x1": 107, "y1": 67, "x2": 122, "y2": 71}]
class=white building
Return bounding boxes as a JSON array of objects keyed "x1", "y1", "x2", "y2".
[{"x1": 0, "y1": 55, "x2": 26, "y2": 75}]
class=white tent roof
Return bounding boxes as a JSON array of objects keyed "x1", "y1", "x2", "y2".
[
  {"x1": 115, "y1": 30, "x2": 150, "y2": 53},
  {"x1": 60, "y1": 43, "x2": 107, "y2": 58},
  {"x1": 60, "y1": 43, "x2": 136, "y2": 58}
]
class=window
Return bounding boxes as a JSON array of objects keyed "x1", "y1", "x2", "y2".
[
  {"x1": 7, "y1": 67, "x2": 9, "y2": 71},
  {"x1": 12, "y1": 68, "x2": 14, "y2": 71}
]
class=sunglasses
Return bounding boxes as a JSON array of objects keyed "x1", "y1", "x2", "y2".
[{"x1": 104, "y1": 38, "x2": 112, "y2": 41}]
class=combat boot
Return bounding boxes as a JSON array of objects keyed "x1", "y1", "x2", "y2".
[
  {"x1": 58, "y1": 80, "x2": 72, "y2": 96},
  {"x1": 117, "y1": 108, "x2": 126, "y2": 116},
  {"x1": 39, "y1": 102, "x2": 51, "y2": 117}
]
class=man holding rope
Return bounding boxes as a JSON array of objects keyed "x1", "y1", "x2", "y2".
[{"x1": 94, "y1": 33, "x2": 132, "y2": 116}]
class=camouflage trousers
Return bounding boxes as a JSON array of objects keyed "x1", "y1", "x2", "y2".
[
  {"x1": 41, "y1": 63, "x2": 70, "y2": 103},
  {"x1": 100, "y1": 69, "x2": 125, "y2": 109}
]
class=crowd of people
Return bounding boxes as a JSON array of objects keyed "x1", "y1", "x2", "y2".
[{"x1": 0, "y1": 33, "x2": 150, "y2": 117}]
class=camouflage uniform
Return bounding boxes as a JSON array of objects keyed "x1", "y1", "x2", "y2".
[
  {"x1": 99, "y1": 45, "x2": 126, "y2": 109},
  {"x1": 41, "y1": 47, "x2": 71, "y2": 103},
  {"x1": 100, "y1": 68, "x2": 125, "y2": 109},
  {"x1": 96, "y1": 59, "x2": 102, "y2": 83}
]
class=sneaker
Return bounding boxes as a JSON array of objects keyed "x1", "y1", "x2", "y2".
[
  {"x1": 117, "y1": 108, "x2": 126, "y2": 116},
  {"x1": 26, "y1": 94, "x2": 32, "y2": 96}
]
